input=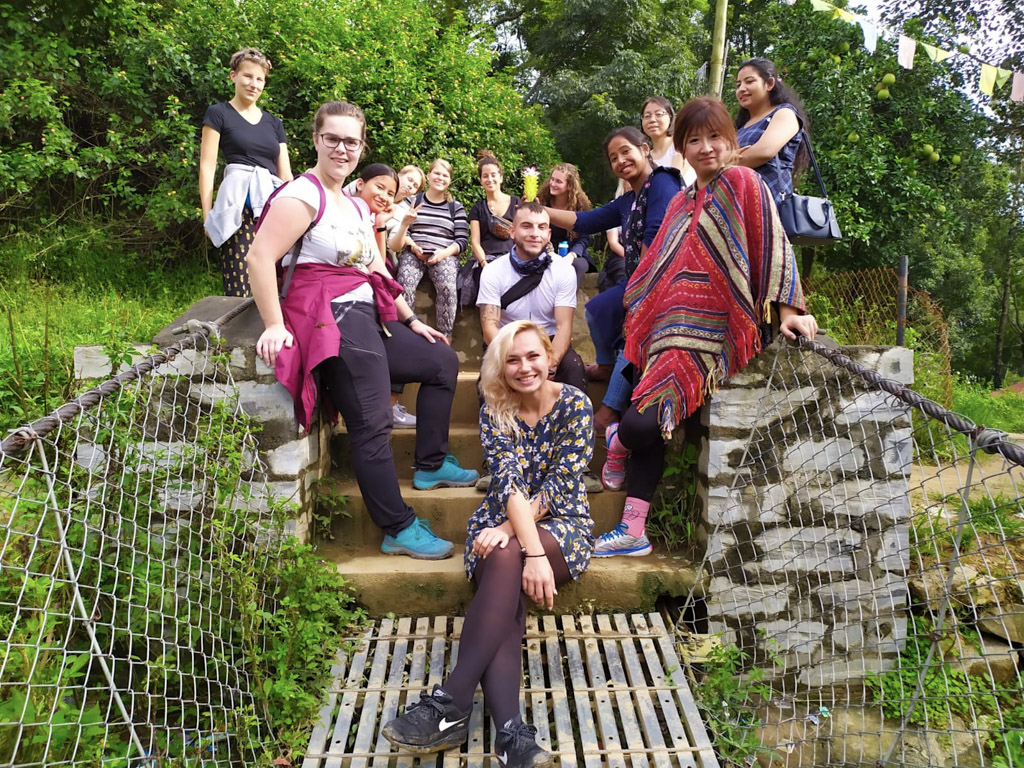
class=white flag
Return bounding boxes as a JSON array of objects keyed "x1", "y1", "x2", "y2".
[{"x1": 898, "y1": 36, "x2": 916, "y2": 69}]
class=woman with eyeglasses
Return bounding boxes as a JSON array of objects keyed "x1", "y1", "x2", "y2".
[
  {"x1": 390, "y1": 158, "x2": 469, "y2": 342},
  {"x1": 246, "y1": 101, "x2": 478, "y2": 561},
  {"x1": 640, "y1": 96, "x2": 694, "y2": 183},
  {"x1": 200, "y1": 48, "x2": 293, "y2": 297}
]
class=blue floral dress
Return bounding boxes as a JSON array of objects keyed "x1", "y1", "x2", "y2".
[{"x1": 464, "y1": 385, "x2": 595, "y2": 581}]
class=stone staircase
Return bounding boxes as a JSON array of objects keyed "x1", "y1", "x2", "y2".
[
  {"x1": 317, "y1": 277, "x2": 698, "y2": 616},
  {"x1": 145, "y1": 283, "x2": 698, "y2": 617}
]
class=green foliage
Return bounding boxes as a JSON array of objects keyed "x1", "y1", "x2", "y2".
[
  {"x1": 864, "y1": 613, "x2": 1024, "y2": 759},
  {"x1": 0, "y1": 0, "x2": 558, "y2": 255},
  {"x1": 952, "y1": 376, "x2": 1024, "y2": 433},
  {"x1": 0, "y1": 361, "x2": 364, "y2": 762},
  {"x1": 726, "y1": 0, "x2": 1024, "y2": 381},
  {"x1": 513, "y1": 0, "x2": 707, "y2": 199},
  {"x1": 0, "y1": 228, "x2": 218, "y2": 434},
  {"x1": 694, "y1": 641, "x2": 779, "y2": 766},
  {"x1": 647, "y1": 441, "x2": 700, "y2": 549}
]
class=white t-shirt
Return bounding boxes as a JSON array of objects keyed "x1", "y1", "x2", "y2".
[
  {"x1": 277, "y1": 175, "x2": 377, "y2": 303},
  {"x1": 652, "y1": 146, "x2": 697, "y2": 186},
  {"x1": 476, "y1": 255, "x2": 577, "y2": 337}
]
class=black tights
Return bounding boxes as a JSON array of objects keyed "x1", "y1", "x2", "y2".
[
  {"x1": 618, "y1": 402, "x2": 668, "y2": 502},
  {"x1": 443, "y1": 530, "x2": 571, "y2": 725}
]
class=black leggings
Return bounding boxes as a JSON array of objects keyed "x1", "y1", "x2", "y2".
[
  {"x1": 618, "y1": 402, "x2": 669, "y2": 502},
  {"x1": 443, "y1": 530, "x2": 571, "y2": 725},
  {"x1": 317, "y1": 302, "x2": 459, "y2": 535}
]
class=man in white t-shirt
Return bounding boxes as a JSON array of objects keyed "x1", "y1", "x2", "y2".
[{"x1": 477, "y1": 201, "x2": 586, "y2": 394}]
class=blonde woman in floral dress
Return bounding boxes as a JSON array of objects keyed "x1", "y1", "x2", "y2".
[{"x1": 383, "y1": 320, "x2": 594, "y2": 768}]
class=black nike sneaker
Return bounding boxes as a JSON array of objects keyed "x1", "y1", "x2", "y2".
[
  {"x1": 381, "y1": 685, "x2": 470, "y2": 754},
  {"x1": 494, "y1": 716, "x2": 555, "y2": 767}
]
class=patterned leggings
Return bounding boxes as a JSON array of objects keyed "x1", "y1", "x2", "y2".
[
  {"x1": 396, "y1": 252, "x2": 459, "y2": 338},
  {"x1": 220, "y1": 207, "x2": 255, "y2": 297}
]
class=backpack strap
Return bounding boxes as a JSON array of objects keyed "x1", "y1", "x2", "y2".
[{"x1": 279, "y1": 172, "x2": 328, "y2": 300}]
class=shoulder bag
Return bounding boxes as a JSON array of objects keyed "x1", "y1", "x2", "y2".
[{"x1": 775, "y1": 130, "x2": 842, "y2": 247}]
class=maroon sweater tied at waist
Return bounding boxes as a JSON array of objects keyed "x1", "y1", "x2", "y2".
[{"x1": 274, "y1": 263, "x2": 404, "y2": 430}]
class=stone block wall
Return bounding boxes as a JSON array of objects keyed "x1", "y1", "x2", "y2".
[
  {"x1": 699, "y1": 341, "x2": 914, "y2": 690},
  {"x1": 73, "y1": 309, "x2": 331, "y2": 544}
]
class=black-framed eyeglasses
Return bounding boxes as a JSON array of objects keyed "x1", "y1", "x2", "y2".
[{"x1": 317, "y1": 133, "x2": 365, "y2": 152}]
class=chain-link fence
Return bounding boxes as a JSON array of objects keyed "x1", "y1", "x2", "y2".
[
  {"x1": 804, "y1": 268, "x2": 952, "y2": 408},
  {"x1": 0, "y1": 305, "x2": 315, "y2": 766},
  {"x1": 681, "y1": 337, "x2": 1024, "y2": 767}
]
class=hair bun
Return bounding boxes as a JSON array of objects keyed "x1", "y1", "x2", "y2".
[{"x1": 477, "y1": 149, "x2": 497, "y2": 160}]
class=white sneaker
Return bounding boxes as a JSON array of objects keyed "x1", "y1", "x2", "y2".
[
  {"x1": 393, "y1": 403, "x2": 417, "y2": 429},
  {"x1": 593, "y1": 523, "x2": 652, "y2": 557}
]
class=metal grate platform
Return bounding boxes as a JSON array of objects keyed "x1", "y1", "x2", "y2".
[{"x1": 301, "y1": 613, "x2": 719, "y2": 768}]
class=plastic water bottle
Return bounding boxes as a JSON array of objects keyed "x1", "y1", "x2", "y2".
[{"x1": 557, "y1": 241, "x2": 569, "y2": 259}]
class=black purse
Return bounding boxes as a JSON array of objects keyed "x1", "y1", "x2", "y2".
[{"x1": 776, "y1": 130, "x2": 842, "y2": 247}]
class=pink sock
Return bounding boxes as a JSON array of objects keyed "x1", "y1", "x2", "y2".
[
  {"x1": 622, "y1": 497, "x2": 650, "y2": 537},
  {"x1": 605, "y1": 423, "x2": 627, "y2": 472}
]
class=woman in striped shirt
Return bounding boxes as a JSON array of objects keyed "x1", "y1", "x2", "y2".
[{"x1": 391, "y1": 158, "x2": 469, "y2": 341}]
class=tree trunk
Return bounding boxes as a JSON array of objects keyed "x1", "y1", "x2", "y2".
[
  {"x1": 993, "y1": 252, "x2": 1011, "y2": 389},
  {"x1": 800, "y1": 246, "x2": 814, "y2": 279}
]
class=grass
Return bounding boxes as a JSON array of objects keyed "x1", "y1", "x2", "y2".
[
  {"x1": 0, "y1": 232, "x2": 218, "y2": 433},
  {"x1": 952, "y1": 376, "x2": 1024, "y2": 434}
]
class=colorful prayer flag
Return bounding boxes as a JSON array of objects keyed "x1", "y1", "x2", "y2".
[
  {"x1": 920, "y1": 43, "x2": 953, "y2": 63},
  {"x1": 809, "y1": 0, "x2": 832, "y2": 12},
  {"x1": 981, "y1": 63, "x2": 1013, "y2": 95},
  {"x1": 857, "y1": 18, "x2": 878, "y2": 54},
  {"x1": 897, "y1": 36, "x2": 916, "y2": 69},
  {"x1": 1012, "y1": 72, "x2": 1024, "y2": 102}
]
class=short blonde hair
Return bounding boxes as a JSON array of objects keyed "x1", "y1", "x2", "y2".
[{"x1": 480, "y1": 321, "x2": 553, "y2": 436}]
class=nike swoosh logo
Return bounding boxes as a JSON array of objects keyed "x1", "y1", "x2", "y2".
[
  {"x1": 438, "y1": 716, "x2": 467, "y2": 732},
  {"x1": 498, "y1": 752, "x2": 508, "y2": 765}
]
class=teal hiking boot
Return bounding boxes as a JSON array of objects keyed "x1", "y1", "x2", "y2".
[
  {"x1": 413, "y1": 454, "x2": 479, "y2": 490},
  {"x1": 381, "y1": 518, "x2": 454, "y2": 560}
]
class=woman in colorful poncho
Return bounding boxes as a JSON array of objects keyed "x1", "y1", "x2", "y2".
[{"x1": 597, "y1": 96, "x2": 817, "y2": 557}]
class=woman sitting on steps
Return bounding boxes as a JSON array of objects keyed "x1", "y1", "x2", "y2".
[
  {"x1": 246, "y1": 101, "x2": 478, "y2": 562},
  {"x1": 382, "y1": 320, "x2": 594, "y2": 768}
]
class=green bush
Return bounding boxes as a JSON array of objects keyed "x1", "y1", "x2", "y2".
[
  {"x1": 952, "y1": 377, "x2": 1024, "y2": 434},
  {"x1": 0, "y1": 226, "x2": 218, "y2": 433},
  {"x1": 1, "y1": 0, "x2": 559, "y2": 255}
]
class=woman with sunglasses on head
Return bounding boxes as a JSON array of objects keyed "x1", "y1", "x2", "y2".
[
  {"x1": 200, "y1": 48, "x2": 293, "y2": 297},
  {"x1": 596, "y1": 96, "x2": 816, "y2": 558},
  {"x1": 640, "y1": 96, "x2": 695, "y2": 184},
  {"x1": 247, "y1": 101, "x2": 478, "y2": 561},
  {"x1": 733, "y1": 57, "x2": 810, "y2": 203},
  {"x1": 383, "y1": 320, "x2": 593, "y2": 768},
  {"x1": 390, "y1": 158, "x2": 469, "y2": 342},
  {"x1": 537, "y1": 163, "x2": 593, "y2": 287},
  {"x1": 544, "y1": 127, "x2": 684, "y2": 440}
]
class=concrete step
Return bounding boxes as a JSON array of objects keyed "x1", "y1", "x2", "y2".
[
  {"x1": 321, "y1": 543, "x2": 699, "y2": 616},
  {"x1": 331, "y1": 426, "x2": 609, "y2": 481},
  {"x1": 320, "y1": 481, "x2": 626, "y2": 546},
  {"x1": 395, "y1": 372, "x2": 610, "y2": 428}
]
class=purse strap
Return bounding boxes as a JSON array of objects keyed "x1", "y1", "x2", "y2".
[{"x1": 799, "y1": 129, "x2": 830, "y2": 199}]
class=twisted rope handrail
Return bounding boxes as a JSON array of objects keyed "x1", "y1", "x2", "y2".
[
  {"x1": 0, "y1": 299, "x2": 254, "y2": 457},
  {"x1": 795, "y1": 335, "x2": 1024, "y2": 468}
]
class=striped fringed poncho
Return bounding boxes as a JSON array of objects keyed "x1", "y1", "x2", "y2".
[{"x1": 623, "y1": 165, "x2": 804, "y2": 439}]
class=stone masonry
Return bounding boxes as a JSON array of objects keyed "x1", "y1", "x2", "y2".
[
  {"x1": 699, "y1": 340, "x2": 914, "y2": 690},
  {"x1": 73, "y1": 297, "x2": 331, "y2": 544}
]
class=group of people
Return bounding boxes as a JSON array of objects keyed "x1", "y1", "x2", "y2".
[{"x1": 201, "y1": 47, "x2": 817, "y2": 768}]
